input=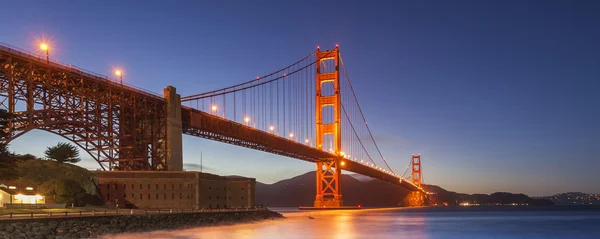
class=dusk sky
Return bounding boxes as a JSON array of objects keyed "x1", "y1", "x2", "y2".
[{"x1": 1, "y1": 1, "x2": 598, "y2": 196}]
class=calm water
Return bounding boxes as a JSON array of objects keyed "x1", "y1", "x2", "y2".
[{"x1": 108, "y1": 206, "x2": 600, "y2": 239}]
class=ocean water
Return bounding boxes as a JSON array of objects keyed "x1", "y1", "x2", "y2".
[{"x1": 107, "y1": 206, "x2": 600, "y2": 239}]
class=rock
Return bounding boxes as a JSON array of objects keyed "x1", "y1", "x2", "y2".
[
  {"x1": 26, "y1": 231, "x2": 36, "y2": 237},
  {"x1": 79, "y1": 231, "x2": 90, "y2": 238},
  {"x1": 0, "y1": 210, "x2": 283, "y2": 238},
  {"x1": 39, "y1": 227, "x2": 54, "y2": 236}
]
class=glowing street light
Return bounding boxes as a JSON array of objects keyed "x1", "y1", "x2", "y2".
[
  {"x1": 289, "y1": 133, "x2": 294, "y2": 138},
  {"x1": 269, "y1": 126, "x2": 274, "y2": 132},
  {"x1": 114, "y1": 70, "x2": 123, "y2": 86},
  {"x1": 39, "y1": 43, "x2": 49, "y2": 63},
  {"x1": 211, "y1": 105, "x2": 218, "y2": 115},
  {"x1": 244, "y1": 116, "x2": 250, "y2": 125},
  {"x1": 341, "y1": 161, "x2": 345, "y2": 166},
  {"x1": 305, "y1": 139, "x2": 309, "y2": 143}
]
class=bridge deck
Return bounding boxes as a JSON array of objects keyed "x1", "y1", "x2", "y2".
[{"x1": 182, "y1": 107, "x2": 424, "y2": 193}]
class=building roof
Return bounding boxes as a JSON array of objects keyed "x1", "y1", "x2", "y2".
[
  {"x1": 92, "y1": 171, "x2": 255, "y2": 181},
  {"x1": 0, "y1": 187, "x2": 40, "y2": 196}
]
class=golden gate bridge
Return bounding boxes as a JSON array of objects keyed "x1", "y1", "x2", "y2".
[{"x1": 0, "y1": 42, "x2": 427, "y2": 208}]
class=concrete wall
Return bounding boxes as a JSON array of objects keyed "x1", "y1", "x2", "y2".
[
  {"x1": 197, "y1": 177, "x2": 227, "y2": 209},
  {"x1": 94, "y1": 171, "x2": 256, "y2": 209},
  {"x1": 95, "y1": 171, "x2": 196, "y2": 209},
  {"x1": 164, "y1": 86, "x2": 183, "y2": 171},
  {"x1": 226, "y1": 179, "x2": 256, "y2": 209}
]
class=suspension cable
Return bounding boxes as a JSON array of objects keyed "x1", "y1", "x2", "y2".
[
  {"x1": 341, "y1": 104, "x2": 377, "y2": 166},
  {"x1": 182, "y1": 51, "x2": 317, "y2": 100},
  {"x1": 340, "y1": 55, "x2": 395, "y2": 174}
]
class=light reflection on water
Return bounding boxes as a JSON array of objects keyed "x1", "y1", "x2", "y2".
[{"x1": 105, "y1": 207, "x2": 600, "y2": 239}]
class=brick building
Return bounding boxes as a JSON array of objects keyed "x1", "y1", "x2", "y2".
[{"x1": 93, "y1": 171, "x2": 255, "y2": 209}]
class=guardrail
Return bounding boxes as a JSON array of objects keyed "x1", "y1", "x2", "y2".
[{"x1": 0, "y1": 207, "x2": 268, "y2": 220}]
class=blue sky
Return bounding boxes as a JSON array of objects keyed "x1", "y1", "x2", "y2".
[{"x1": 1, "y1": 1, "x2": 599, "y2": 196}]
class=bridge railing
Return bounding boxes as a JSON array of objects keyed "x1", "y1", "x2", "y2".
[{"x1": 0, "y1": 42, "x2": 164, "y2": 100}]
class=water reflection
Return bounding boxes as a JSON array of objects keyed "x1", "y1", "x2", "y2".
[
  {"x1": 104, "y1": 207, "x2": 600, "y2": 239},
  {"x1": 106, "y1": 208, "x2": 428, "y2": 239}
]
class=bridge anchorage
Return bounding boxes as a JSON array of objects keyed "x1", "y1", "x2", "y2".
[{"x1": 0, "y1": 42, "x2": 427, "y2": 209}]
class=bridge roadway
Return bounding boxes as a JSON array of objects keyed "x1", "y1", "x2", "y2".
[
  {"x1": 0, "y1": 44, "x2": 424, "y2": 194},
  {"x1": 181, "y1": 107, "x2": 424, "y2": 193}
]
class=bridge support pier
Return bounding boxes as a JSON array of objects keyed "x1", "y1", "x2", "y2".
[
  {"x1": 164, "y1": 86, "x2": 183, "y2": 171},
  {"x1": 314, "y1": 160, "x2": 343, "y2": 208},
  {"x1": 404, "y1": 191, "x2": 425, "y2": 207},
  {"x1": 314, "y1": 47, "x2": 343, "y2": 208}
]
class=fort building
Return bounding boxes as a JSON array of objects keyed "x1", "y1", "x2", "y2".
[{"x1": 93, "y1": 171, "x2": 255, "y2": 209}]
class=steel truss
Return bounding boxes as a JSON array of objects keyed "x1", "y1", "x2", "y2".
[{"x1": 0, "y1": 45, "x2": 168, "y2": 170}]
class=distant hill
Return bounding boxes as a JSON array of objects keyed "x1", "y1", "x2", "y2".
[
  {"x1": 256, "y1": 171, "x2": 412, "y2": 207},
  {"x1": 422, "y1": 185, "x2": 553, "y2": 206},
  {"x1": 543, "y1": 192, "x2": 600, "y2": 205},
  {"x1": 256, "y1": 172, "x2": 554, "y2": 207}
]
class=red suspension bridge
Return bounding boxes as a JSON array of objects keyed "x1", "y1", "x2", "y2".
[{"x1": 0, "y1": 43, "x2": 426, "y2": 207}]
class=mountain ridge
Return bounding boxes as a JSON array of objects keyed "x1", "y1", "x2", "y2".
[{"x1": 256, "y1": 172, "x2": 554, "y2": 206}]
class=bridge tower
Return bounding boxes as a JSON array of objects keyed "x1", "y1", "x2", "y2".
[
  {"x1": 314, "y1": 46, "x2": 343, "y2": 208},
  {"x1": 405, "y1": 154, "x2": 425, "y2": 206},
  {"x1": 411, "y1": 154, "x2": 422, "y2": 187}
]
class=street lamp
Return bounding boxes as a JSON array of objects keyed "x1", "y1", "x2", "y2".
[
  {"x1": 211, "y1": 105, "x2": 218, "y2": 115},
  {"x1": 39, "y1": 43, "x2": 49, "y2": 63},
  {"x1": 114, "y1": 70, "x2": 123, "y2": 86},
  {"x1": 244, "y1": 117, "x2": 250, "y2": 125}
]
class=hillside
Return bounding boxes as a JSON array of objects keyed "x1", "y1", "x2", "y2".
[
  {"x1": 543, "y1": 192, "x2": 600, "y2": 205},
  {"x1": 257, "y1": 172, "x2": 554, "y2": 207},
  {"x1": 256, "y1": 171, "x2": 412, "y2": 207}
]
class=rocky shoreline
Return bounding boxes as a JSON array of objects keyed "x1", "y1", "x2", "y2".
[{"x1": 0, "y1": 210, "x2": 284, "y2": 238}]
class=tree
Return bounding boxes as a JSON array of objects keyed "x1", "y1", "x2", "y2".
[
  {"x1": 15, "y1": 160, "x2": 98, "y2": 194},
  {"x1": 54, "y1": 179, "x2": 87, "y2": 206},
  {"x1": 38, "y1": 179, "x2": 59, "y2": 201},
  {"x1": 0, "y1": 109, "x2": 12, "y2": 140},
  {"x1": 44, "y1": 142, "x2": 81, "y2": 163},
  {"x1": 0, "y1": 109, "x2": 17, "y2": 181},
  {"x1": 0, "y1": 109, "x2": 13, "y2": 156},
  {"x1": 0, "y1": 149, "x2": 18, "y2": 181}
]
